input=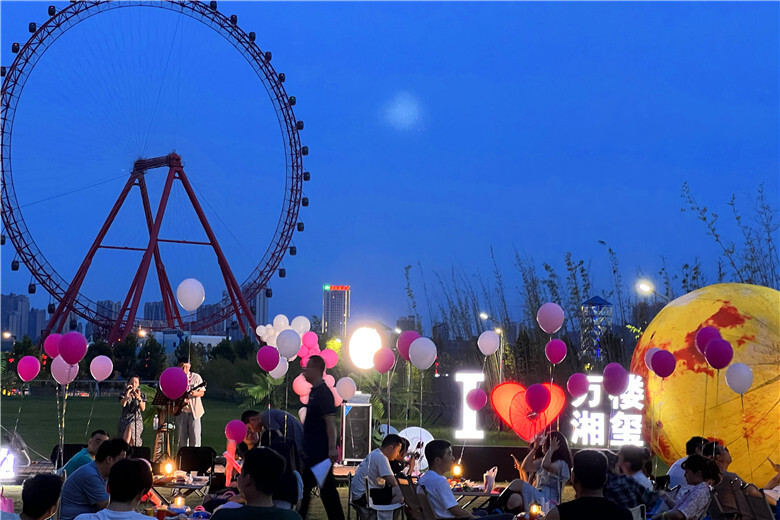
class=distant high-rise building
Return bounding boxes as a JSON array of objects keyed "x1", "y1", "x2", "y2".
[
  {"x1": 28, "y1": 308, "x2": 47, "y2": 341},
  {"x1": 234, "y1": 290, "x2": 269, "y2": 338},
  {"x1": 1, "y1": 293, "x2": 30, "y2": 339},
  {"x1": 97, "y1": 300, "x2": 122, "y2": 321},
  {"x1": 143, "y1": 301, "x2": 166, "y2": 322},
  {"x1": 322, "y1": 285, "x2": 350, "y2": 339},
  {"x1": 396, "y1": 315, "x2": 420, "y2": 333}
]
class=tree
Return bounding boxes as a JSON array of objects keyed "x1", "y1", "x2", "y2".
[
  {"x1": 173, "y1": 339, "x2": 205, "y2": 373},
  {"x1": 209, "y1": 338, "x2": 236, "y2": 363},
  {"x1": 135, "y1": 336, "x2": 166, "y2": 380},
  {"x1": 113, "y1": 334, "x2": 138, "y2": 379},
  {"x1": 233, "y1": 336, "x2": 256, "y2": 361}
]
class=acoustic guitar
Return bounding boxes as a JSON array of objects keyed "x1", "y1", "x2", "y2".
[{"x1": 173, "y1": 381, "x2": 207, "y2": 416}]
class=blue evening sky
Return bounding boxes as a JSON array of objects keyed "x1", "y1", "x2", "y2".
[{"x1": 1, "y1": 1, "x2": 778, "y2": 332}]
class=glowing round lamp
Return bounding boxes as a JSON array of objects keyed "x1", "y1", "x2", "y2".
[{"x1": 349, "y1": 327, "x2": 382, "y2": 369}]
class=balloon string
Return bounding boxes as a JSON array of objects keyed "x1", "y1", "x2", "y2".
[
  {"x1": 85, "y1": 383, "x2": 98, "y2": 437},
  {"x1": 651, "y1": 391, "x2": 658, "y2": 479},
  {"x1": 386, "y1": 370, "x2": 391, "y2": 431},
  {"x1": 55, "y1": 383, "x2": 63, "y2": 467},
  {"x1": 702, "y1": 372, "x2": 709, "y2": 436},
  {"x1": 742, "y1": 395, "x2": 754, "y2": 483},
  {"x1": 714, "y1": 371, "x2": 720, "y2": 436},
  {"x1": 14, "y1": 384, "x2": 27, "y2": 433}
]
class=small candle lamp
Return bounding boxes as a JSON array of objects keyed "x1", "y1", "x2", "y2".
[
  {"x1": 164, "y1": 462, "x2": 174, "y2": 475},
  {"x1": 452, "y1": 463, "x2": 462, "y2": 483},
  {"x1": 174, "y1": 496, "x2": 185, "y2": 507},
  {"x1": 529, "y1": 501, "x2": 542, "y2": 520}
]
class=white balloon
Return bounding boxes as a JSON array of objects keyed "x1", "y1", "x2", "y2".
[
  {"x1": 477, "y1": 330, "x2": 500, "y2": 356},
  {"x1": 265, "y1": 332, "x2": 278, "y2": 347},
  {"x1": 335, "y1": 377, "x2": 357, "y2": 401},
  {"x1": 277, "y1": 329, "x2": 302, "y2": 360},
  {"x1": 273, "y1": 314, "x2": 289, "y2": 331},
  {"x1": 269, "y1": 358, "x2": 289, "y2": 379},
  {"x1": 176, "y1": 278, "x2": 205, "y2": 312},
  {"x1": 409, "y1": 337, "x2": 437, "y2": 370},
  {"x1": 291, "y1": 315, "x2": 311, "y2": 334},
  {"x1": 255, "y1": 325, "x2": 266, "y2": 337},
  {"x1": 725, "y1": 362, "x2": 753, "y2": 395},
  {"x1": 298, "y1": 407, "x2": 307, "y2": 423}
]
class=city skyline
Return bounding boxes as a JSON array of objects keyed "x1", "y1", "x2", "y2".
[{"x1": 1, "y1": 2, "x2": 777, "y2": 333}]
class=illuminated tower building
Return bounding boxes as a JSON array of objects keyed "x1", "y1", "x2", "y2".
[{"x1": 322, "y1": 285, "x2": 350, "y2": 339}]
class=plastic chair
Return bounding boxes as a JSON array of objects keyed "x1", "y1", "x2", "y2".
[
  {"x1": 629, "y1": 504, "x2": 646, "y2": 520},
  {"x1": 347, "y1": 473, "x2": 375, "y2": 520},
  {"x1": 742, "y1": 484, "x2": 774, "y2": 520},
  {"x1": 398, "y1": 478, "x2": 426, "y2": 520},
  {"x1": 364, "y1": 475, "x2": 404, "y2": 520}
]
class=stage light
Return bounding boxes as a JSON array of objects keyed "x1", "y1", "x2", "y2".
[
  {"x1": 348, "y1": 327, "x2": 382, "y2": 370},
  {"x1": 0, "y1": 448, "x2": 15, "y2": 480}
]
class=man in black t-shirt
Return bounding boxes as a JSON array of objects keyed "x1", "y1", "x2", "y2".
[
  {"x1": 298, "y1": 355, "x2": 344, "y2": 520},
  {"x1": 546, "y1": 450, "x2": 632, "y2": 520}
]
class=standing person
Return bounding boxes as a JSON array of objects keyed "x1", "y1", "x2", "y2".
[
  {"x1": 521, "y1": 431, "x2": 573, "y2": 505},
  {"x1": 176, "y1": 357, "x2": 205, "y2": 448},
  {"x1": 667, "y1": 437, "x2": 707, "y2": 491},
  {"x1": 60, "y1": 439, "x2": 131, "y2": 520},
  {"x1": 546, "y1": 450, "x2": 632, "y2": 520},
  {"x1": 298, "y1": 355, "x2": 343, "y2": 520},
  {"x1": 0, "y1": 474, "x2": 62, "y2": 520},
  {"x1": 63, "y1": 430, "x2": 109, "y2": 477},
  {"x1": 118, "y1": 376, "x2": 146, "y2": 447},
  {"x1": 73, "y1": 459, "x2": 153, "y2": 520}
]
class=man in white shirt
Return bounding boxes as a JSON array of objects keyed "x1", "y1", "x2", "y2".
[
  {"x1": 666, "y1": 436, "x2": 706, "y2": 490},
  {"x1": 74, "y1": 458, "x2": 153, "y2": 520},
  {"x1": 418, "y1": 440, "x2": 513, "y2": 520},
  {"x1": 351, "y1": 434, "x2": 404, "y2": 506}
]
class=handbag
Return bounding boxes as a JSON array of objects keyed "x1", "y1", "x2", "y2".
[{"x1": 1, "y1": 487, "x2": 14, "y2": 513}]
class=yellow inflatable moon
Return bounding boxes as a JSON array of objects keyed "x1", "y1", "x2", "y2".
[{"x1": 630, "y1": 283, "x2": 779, "y2": 486}]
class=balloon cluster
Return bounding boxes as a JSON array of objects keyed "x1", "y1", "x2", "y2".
[
  {"x1": 536, "y1": 303, "x2": 568, "y2": 365},
  {"x1": 40, "y1": 332, "x2": 90, "y2": 385},
  {"x1": 566, "y1": 362, "x2": 631, "y2": 399},
  {"x1": 255, "y1": 314, "x2": 338, "y2": 377},
  {"x1": 643, "y1": 348, "x2": 677, "y2": 378},
  {"x1": 292, "y1": 372, "x2": 349, "y2": 407},
  {"x1": 396, "y1": 331, "x2": 438, "y2": 370},
  {"x1": 694, "y1": 326, "x2": 751, "y2": 395}
]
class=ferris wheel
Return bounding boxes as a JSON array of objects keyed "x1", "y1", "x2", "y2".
[{"x1": 1, "y1": 1, "x2": 309, "y2": 342}]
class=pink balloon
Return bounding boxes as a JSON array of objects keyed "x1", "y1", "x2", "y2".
[
  {"x1": 466, "y1": 388, "x2": 488, "y2": 411},
  {"x1": 43, "y1": 333, "x2": 62, "y2": 358},
  {"x1": 17, "y1": 356, "x2": 40, "y2": 382},
  {"x1": 705, "y1": 338, "x2": 733, "y2": 370},
  {"x1": 320, "y1": 349, "x2": 338, "y2": 369},
  {"x1": 651, "y1": 350, "x2": 677, "y2": 378},
  {"x1": 89, "y1": 355, "x2": 113, "y2": 382},
  {"x1": 544, "y1": 339, "x2": 567, "y2": 365},
  {"x1": 299, "y1": 355, "x2": 311, "y2": 368},
  {"x1": 299, "y1": 393, "x2": 309, "y2": 405},
  {"x1": 302, "y1": 331, "x2": 319, "y2": 349},
  {"x1": 51, "y1": 355, "x2": 78, "y2": 385},
  {"x1": 525, "y1": 383, "x2": 551, "y2": 413},
  {"x1": 603, "y1": 362, "x2": 629, "y2": 396},
  {"x1": 396, "y1": 331, "x2": 421, "y2": 361},
  {"x1": 59, "y1": 331, "x2": 88, "y2": 365},
  {"x1": 225, "y1": 420, "x2": 247, "y2": 443},
  {"x1": 292, "y1": 374, "x2": 312, "y2": 396},
  {"x1": 159, "y1": 367, "x2": 188, "y2": 399},
  {"x1": 297, "y1": 345, "x2": 308, "y2": 358},
  {"x1": 324, "y1": 374, "x2": 335, "y2": 387},
  {"x1": 644, "y1": 347, "x2": 661, "y2": 371},
  {"x1": 536, "y1": 302, "x2": 565, "y2": 334},
  {"x1": 331, "y1": 386, "x2": 343, "y2": 407},
  {"x1": 257, "y1": 346, "x2": 281, "y2": 372},
  {"x1": 373, "y1": 347, "x2": 395, "y2": 374},
  {"x1": 567, "y1": 373, "x2": 589, "y2": 398},
  {"x1": 695, "y1": 326, "x2": 721, "y2": 356}
]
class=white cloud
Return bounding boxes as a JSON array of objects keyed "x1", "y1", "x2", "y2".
[{"x1": 382, "y1": 91, "x2": 423, "y2": 131}]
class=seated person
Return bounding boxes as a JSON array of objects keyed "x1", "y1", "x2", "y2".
[
  {"x1": 618, "y1": 446, "x2": 653, "y2": 491},
  {"x1": 389, "y1": 437, "x2": 415, "y2": 478},
  {"x1": 0, "y1": 474, "x2": 63, "y2": 520},
  {"x1": 60, "y1": 438, "x2": 131, "y2": 520},
  {"x1": 211, "y1": 447, "x2": 302, "y2": 520},
  {"x1": 418, "y1": 440, "x2": 513, "y2": 520},
  {"x1": 667, "y1": 437, "x2": 707, "y2": 492},
  {"x1": 74, "y1": 458, "x2": 153, "y2": 520},
  {"x1": 546, "y1": 450, "x2": 632, "y2": 520},
  {"x1": 651, "y1": 454, "x2": 720, "y2": 520},
  {"x1": 603, "y1": 450, "x2": 659, "y2": 510},
  {"x1": 237, "y1": 410, "x2": 262, "y2": 458},
  {"x1": 488, "y1": 478, "x2": 544, "y2": 515},
  {"x1": 762, "y1": 458, "x2": 780, "y2": 507},
  {"x1": 269, "y1": 439, "x2": 304, "y2": 510},
  {"x1": 351, "y1": 434, "x2": 404, "y2": 506},
  {"x1": 62, "y1": 430, "x2": 109, "y2": 478},
  {"x1": 704, "y1": 441, "x2": 764, "y2": 516}
]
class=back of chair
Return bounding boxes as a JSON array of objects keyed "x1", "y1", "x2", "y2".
[
  {"x1": 417, "y1": 486, "x2": 440, "y2": 520},
  {"x1": 628, "y1": 504, "x2": 646, "y2": 520},
  {"x1": 131, "y1": 446, "x2": 152, "y2": 465},
  {"x1": 707, "y1": 490, "x2": 730, "y2": 520},
  {"x1": 742, "y1": 484, "x2": 774, "y2": 520},
  {"x1": 397, "y1": 478, "x2": 425, "y2": 520},
  {"x1": 727, "y1": 477, "x2": 753, "y2": 520},
  {"x1": 176, "y1": 446, "x2": 216, "y2": 474}
]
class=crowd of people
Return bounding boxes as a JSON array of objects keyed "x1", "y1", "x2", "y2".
[{"x1": 3, "y1": 354, "x2": 779, "y2": 520}]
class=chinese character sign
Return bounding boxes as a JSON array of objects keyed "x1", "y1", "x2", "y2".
[{"x1": 569, "y1": 373, "x2": 645, "y2": 448}]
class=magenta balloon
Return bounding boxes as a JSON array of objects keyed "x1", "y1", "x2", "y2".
[
  {"x1": 302, "y1": 331, "x2": 319, "y2": 349},
  {"x1": 225, "y1": 420, "x2": 247, "y2": 443},
  {"x1": 59, "y1": 331, "x2": 88, "y2": 365},
  {"x1": 651, "y1": 350, "x2": 677, "y2": 378},
  {"x1": 17, "y1": 355, "x2": 41, "y2": 382},
  {"x1": 256, "y1": 346, "x2": 281, "y2": 372},
  {"x1": 644, "y1": 347, "x2": 661, "y2": 371},
  {"x1": 51, "y1": 355, "x2": 79, "y2": 385},
  {"x1": 567, "y1": 373, "x2": 589, "y2": 398},
  {"x1": 705, "y1": 338, "x2": 733, "y2": 370},
  {"x1": 603, "y1": 363, "x2": 629, "y2": 396},
  {"x1": 525, "y1": 383, "x2": 551, "y2": 413},
  {"x1": 43, "y1": 333, "x2": 62, "y2": 358},
  {"x1": 89, "y1": 355, "x2": 113, "y2": 382},
  {"x1": 544, "y1": 339, "x2": 567, "y2": 365},
  {"x1": 536, "y1": 302, "x2": 565, "y2": 334},
  {"x1": 396, "y1": 331, "x2": 421, "y2": 361},
  {"x1": 466, "y1": 388, "x2": 488, "y2": 411},
  {"x1": 320, "y1": 349, "x2": 339, "y2": 369},
  {"x1": 695, "y1": 326, "x2": 721, "y2": 356},
  {"x1": 373, "y1": 347, "x2": 396, "y2": 374},
  {"x1": 292, "y1": 374, "x2": 312, "y2": 396},
  {"x1": 159, "y1": 367, "x2": 188, "y2": 399}
]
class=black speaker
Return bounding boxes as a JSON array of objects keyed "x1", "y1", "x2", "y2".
[{"x1": 341, "y1": 403, "x2": 372, "y2": 463}]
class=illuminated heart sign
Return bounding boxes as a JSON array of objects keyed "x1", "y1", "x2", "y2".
[{"x1": 491, "y1": 382, "x2": 566, "y2": 441}]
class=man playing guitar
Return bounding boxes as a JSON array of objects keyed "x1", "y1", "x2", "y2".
[{"x1": 176, "y1": 357, "x2": 206, "y2": 448}]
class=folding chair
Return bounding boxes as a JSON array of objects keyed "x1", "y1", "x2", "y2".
[
  {"x1": 174, "y1": 447, "x2": 216, "y2": 497},
  {"x1": 398, "y1": 478, "x2": 426, "y2": 520},
  {"x1": 707, "y1": 490, "x2": 732, "y2": 520},
  {"x1": 628, "y1": 504, "x2": 646, "y2": 520},
  {"x1": 742, "y1": 484, "x2": 774, "y2": 520},
  {"x1": 364, "y1": 476, "x2": 404, "y2": 520},
  {"x1": 417, "y1": 485, "x2": 441, "y2": 520},
  {"x1": 347, "y1": 473, "x2": 375, "y2": 520}
]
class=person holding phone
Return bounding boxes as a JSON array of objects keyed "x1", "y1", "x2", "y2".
[
  {"x1": 521, "y1": 431, "x2": 573, "y2": 504},
  {"x1": 117, "y1": 375, "x2": 145, "y2": 447}
]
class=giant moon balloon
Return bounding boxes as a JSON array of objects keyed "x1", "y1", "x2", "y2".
[{"x1": 630, "y1": 283, "x2": 779, "y2": 485}]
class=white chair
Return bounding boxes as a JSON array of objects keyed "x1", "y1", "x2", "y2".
[
  {"x1": 628, "y1": 504, "x2": 645, "y2": 520},
  {"x1": 365, "y1": 476, "x2": 404, "y2": 520}
]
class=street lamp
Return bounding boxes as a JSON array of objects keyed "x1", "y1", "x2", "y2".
[
  {"x1": 479, "y1": 312, "x2": 505, "y2": 382},
  {"x1": 636, "y1": 279, "x2": 669, "y2": 302},
  {"x1": 2, "y1": 332, "x2": 13, "y2": 339}
]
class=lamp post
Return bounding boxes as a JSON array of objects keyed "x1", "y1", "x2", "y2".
[{"x1": 636, "y1": 279, "x2": 669, "y2": 302}]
